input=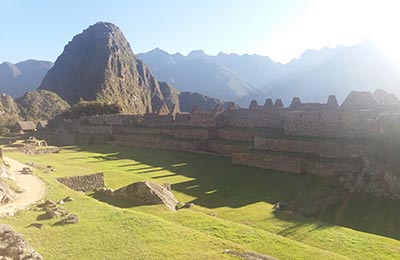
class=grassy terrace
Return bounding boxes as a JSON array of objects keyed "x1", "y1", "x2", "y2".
[{"x1": 1, "y1": 144, "x2": 400, "y2": 259}]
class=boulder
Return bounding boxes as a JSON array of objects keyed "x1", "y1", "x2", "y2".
[
  {"x1": 111, "y1": 181, "x2": 178, "y2": 211},
  {"x1": 54, "y1": 214, "x2": 79, "y2": 226}
]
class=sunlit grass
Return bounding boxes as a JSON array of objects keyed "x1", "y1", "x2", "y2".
[{"x1": 2, "y1": 145, "x2": 400, "y2": 260}]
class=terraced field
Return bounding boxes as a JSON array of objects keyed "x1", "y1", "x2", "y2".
[{"x1": 2, "y1": 145, "x2": 400, "y2": 259}]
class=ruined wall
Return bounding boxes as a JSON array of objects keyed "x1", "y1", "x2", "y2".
[{"x1": 57, "y1": 173, "x2": 105, "y2": 192}]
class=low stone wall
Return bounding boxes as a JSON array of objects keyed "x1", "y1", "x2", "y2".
[
  {"x1": 232, "y1": 151, "x2": 361, "y2": 177},
  {"x1": 217, "y1": 108, "x2": 286, "y2": 128},
  {"x1": 57, "y1": 173, "x2": 105, "y2": 192},
  {"x1": 216, "y1": 128, "x2": 256, "y2": 142},
  {"x1": 255, "y1": 136, "x2": 370, "y2": 159},
  {"x1": 232, "y1": 151, "x2": 303, "y2": 173},
  {"x1": 206, "y1": 141, "x2": 253, "y2": 157},
  {"x1": 162, "y1": 128, "x2": 209, "y2": 140},
  {"x1": 113, "y1": 134, "x2": 199, "y2": 152}
]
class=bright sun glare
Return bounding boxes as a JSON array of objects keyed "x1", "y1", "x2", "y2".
[
  {"x1": 260, "y1": 0, "x2": 400, "y2": 63},
  {"x1": 368, "y1": 1, "x2": 400, "y2": 62}
]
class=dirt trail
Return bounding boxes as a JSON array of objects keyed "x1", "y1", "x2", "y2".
[{"x1": 0, "y1": 156, "x2": 46, "y2": 217}]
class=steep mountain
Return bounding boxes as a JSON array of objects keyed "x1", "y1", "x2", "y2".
[
  {"x1": 0, "y1": 94, "x2": 20, "y2": 126},
  {"x1": 39, "y1": 22, "x2": 170, "y2": 114},
  {"x1": 0, "y1": 60, "x2": 52, "y2": 98},
  {"x1": 16, "y1": 90, "x2": 70, "y2": 121}
]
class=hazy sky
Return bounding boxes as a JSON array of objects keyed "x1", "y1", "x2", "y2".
[{"x1": 1, "y1": 0, "x2": 399, "y2": 63}]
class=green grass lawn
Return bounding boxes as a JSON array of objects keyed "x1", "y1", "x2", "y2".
[{"x1": 2, "y1": 145, "x2": 400, "y2": 259}]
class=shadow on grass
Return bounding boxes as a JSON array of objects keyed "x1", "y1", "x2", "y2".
[
  {"x1": 89, "y1": 191, "x2": 141, "y2": 208},
  {"x1": 65, "y1": 145, "x2": 400, "y2": 240}
]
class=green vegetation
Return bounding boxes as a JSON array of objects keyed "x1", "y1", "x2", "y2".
[
  {"x1": 0, "y1": 94, "x2": 20, "y2": 128},
  {"x1": 55, "y1": 101, "x2": 123, "y2": 120},
  {"x1": 16, "y1": 90, "x2": 70, "y2": 121},
  {"x1": 2, "y1": 145, "x2": 400, "y2": 260}
]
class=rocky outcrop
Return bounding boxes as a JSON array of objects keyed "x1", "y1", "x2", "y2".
[
  {"x1": 0, "y1": 224, "x2": 43, "y2": 260},
  {"x1": 110, "y1": 181, "x2": 178, "y2": 211},
  {"x1": 39, "y1": 22, "x2": 170, "y2": 114},
  {"x1": 57, "y1": 173, "x2": 104, "y2": 192},
  {"x1": 159, "y1": 81, "x2": 180, "y2": 113}
]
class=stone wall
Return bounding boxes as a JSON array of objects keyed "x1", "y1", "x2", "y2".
[
  {"x1": 232, "y1": 151, "x2": 362, "y2": 177},
  {"x1": 162, "y1": 128, "x2": 210, "y2": 140},
  {"x1": 284, "y1": 108, "x2": 381, "y2": 138},
  {"x1": 216, "y1": 128, "x2": 256, "y2": 142},
  {"x1": 57, "y1": 173, "x2": 105, "y2": 192},
  {"x1": 255, "y1": 136, "x2": 371, "y2": 159},
  {"x1": 217, "y1": 108, "x2": 286, "y2": 128},
  {"x1": 232, "y1": 151, "x2": 303, "y2": 173},
  {"x1": 205, "y1": 141, "x2": 253, "y2": 157}
]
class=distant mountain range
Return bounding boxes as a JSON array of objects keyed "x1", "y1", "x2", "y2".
[
  {"x1": 2, "y1": 31, "x2": 400, "y2": 108},
  {"x1": 138, "y1": 41, "x2": 400, "y2": 105},
  {"x1": 0, "y1": 60, "x2": 53, "y2": 98}
]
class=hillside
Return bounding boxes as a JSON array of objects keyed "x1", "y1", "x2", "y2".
[
  {"x1": 179, "y1": 91, "x2": 224, "y2": 112},
  {"x1": 16, "y1": 90, "x2": 70, "y2": 121},
  {"x1": 0, "y1": 94, "x2": 20, "y2": 127},
  {"x1": 0, "y1": 60, "x2": 53, "y2": 98},
  {"x1": 39, "y1": 22, "x2": 170, "y2": 114}
]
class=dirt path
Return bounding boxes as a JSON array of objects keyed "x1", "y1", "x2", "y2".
[{"x1": 0, "y1": 156, "x2": 46, "y2": 217}]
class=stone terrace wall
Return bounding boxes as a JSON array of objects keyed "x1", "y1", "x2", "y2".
[
  {"x1": 57, "y1": 173, "x2": 105, "y2": 192},
  {"x1": 232, "y1": 151, "x2": 362, "y2": 177},
  {"x1": 217, "y1": 108, "x2": 286, "y2": 128},
  {"x1": 255, "y1": 136, "x2": 372, "y2": 159}
]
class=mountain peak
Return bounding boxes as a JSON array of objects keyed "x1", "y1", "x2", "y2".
[
  {"x1": 39, "y1": 22, "x2": 170, "y2": 114},
  {"x1": 188, "y1": 50, "x2": 207, "y2": 58}
]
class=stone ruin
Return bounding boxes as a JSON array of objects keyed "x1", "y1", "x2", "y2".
[
  {"x1": 99, "y1": 181, "x2": 178, "y2": 211},
  {"x1": 40, "y1": 89, "x2": 400, "y2": 199}
]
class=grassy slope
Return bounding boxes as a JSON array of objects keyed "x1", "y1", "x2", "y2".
[{"x1": 2, "y1": 145, "x2": 400, "y2": 259}]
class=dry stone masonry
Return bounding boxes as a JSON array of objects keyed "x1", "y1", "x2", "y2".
[
  {"x1": 41, "y1": 90, "x2": 400, "y2": 199},
  {"x1": 57, "y1": 173, "x2": 105, "y2": 192}
]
